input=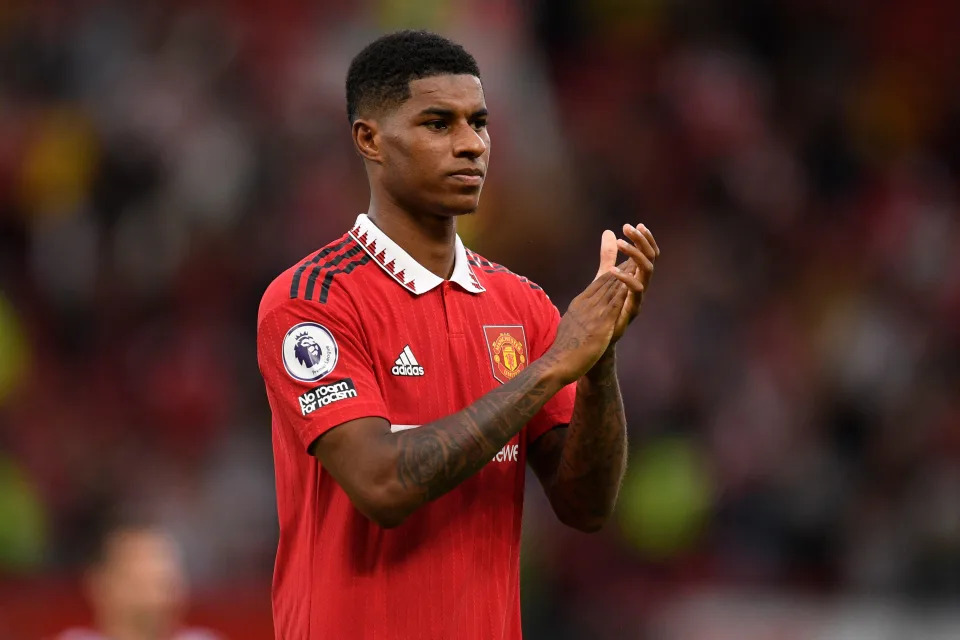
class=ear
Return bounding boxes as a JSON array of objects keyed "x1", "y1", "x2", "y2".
[{"x1": 352, "y1": 118, "x2": 382, "y2": 163}]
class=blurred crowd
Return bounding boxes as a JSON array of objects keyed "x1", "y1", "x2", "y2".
[{"x1": 0, "y1": 0, "x2": 958, "y2": 637}]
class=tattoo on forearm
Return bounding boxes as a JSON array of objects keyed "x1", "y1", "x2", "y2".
[
  {"x1": 395, "y1": 359, "x2": 557, "y2": 504},
  {"x1": 551, "y1": 352, "x2": 627, "y2": 523}
]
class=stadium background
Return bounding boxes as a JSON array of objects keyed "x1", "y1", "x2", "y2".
[{"x1": 1, "y1": 0, "x2": 959, "y2": 637}]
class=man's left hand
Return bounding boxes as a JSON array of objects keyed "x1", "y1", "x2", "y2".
[{"x1": 608, "y1": 223, "x2": 659, "y2": 344}]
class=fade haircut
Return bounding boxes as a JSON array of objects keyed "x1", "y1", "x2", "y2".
[{"x1": 346, "y1": 30, "x2": 481, "y2": 123}]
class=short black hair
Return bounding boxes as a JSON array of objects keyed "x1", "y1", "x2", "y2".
[
  {"x1": 84, "y1": 512, "x2": 161, "y2": 568},
  {"x1": 346, "y1": 30, "x2": 481, "y2": 123}
]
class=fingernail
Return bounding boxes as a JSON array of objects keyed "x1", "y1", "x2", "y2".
[
  {"x1": 624, "y1": 224, "x2": 635, "y2": 233},
  {"x1": 617, "y1": 238, "x2": 628, "y2": 247}
]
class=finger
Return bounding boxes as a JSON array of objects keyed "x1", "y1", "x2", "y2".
[
  {"x1": 617, "y1": 257, "x2": 637, "y2": 274},
  {"x1": 616, "y1": 243, "x2": 655, "y2": 289},
  {"x1": 637, "y1": 223, "x2": 660, "y2": 258},
  {"x1": 601, "y1": 268, "x2": 626, "y2": 304},
  {"x1": 611, "y1": 268, "x2": 645, "y2": 295},
  {"x1": 594, "y1": 230, "x2": 619, "y2": 280},
  {"x1": 584, "y1": 271, "x2": 617, "y2": 302},
  {"x1": 623, "y1": 224, "x2": 657, "y2": 261},
  {"x1": 603, "y1": 278, "x2": 629, "y2": 318},
  {"x1": 619, "y1": 289, "x2": 640, "y2": 323},
  {"x1": 616, "y1": 238, "x2": 655, "y2": 274},
  {"x1": 612, "y1": 279, "x2": 629, "y2": 309},
  {"x1": 584, "y1": 270, "x2": 615, "y2": 298}
]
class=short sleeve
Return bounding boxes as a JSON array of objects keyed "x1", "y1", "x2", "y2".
[
  {"x1": 525, "y1": 292, "x2": 576, "y2": 444},
  {"x1": 257, "y1": 296, "x2": 389, "y2": 452}
]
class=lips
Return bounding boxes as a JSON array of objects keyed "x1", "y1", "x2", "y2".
[
  {"x1": 449, "y1": 168, "x2": 484, "y2": 177},
  {"x1": 448, "y1": 168, "x2": 484, "y2": 186}
]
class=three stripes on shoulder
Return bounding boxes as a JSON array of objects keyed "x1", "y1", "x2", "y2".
[{"x1": 290, "y1": 238, "x2": 371, "y2": 304}]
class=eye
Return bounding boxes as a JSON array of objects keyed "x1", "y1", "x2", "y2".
[
  {"x1": 472, "y1": 119, "x2": 488, "y2": 130},
  {"x1": 424, "y1": 120, "x2": 447, "y2": 131}
]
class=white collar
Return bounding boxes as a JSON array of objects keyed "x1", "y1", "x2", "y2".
[{"x1": 349, "y1": 214, "x2": 485, "y2": 295}]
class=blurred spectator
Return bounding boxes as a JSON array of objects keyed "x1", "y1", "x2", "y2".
[{"x1": 54, "y1": 522, "x2": 221, "y2": 640}]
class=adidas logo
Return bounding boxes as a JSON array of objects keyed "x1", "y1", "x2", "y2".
[{"x1": 391, "y1": 345, "x2": 425, "y2": 376}]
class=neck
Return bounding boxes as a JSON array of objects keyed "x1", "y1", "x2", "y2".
[
  {"x1": 366, "y1": 192, "x2": 457, "y2": 280},
  {"x1": 98, "y1": 613, "x2": 170, "y2": 640},
  {"x1": 99, "y1": 622, "x2": 164, "y2": 640}
]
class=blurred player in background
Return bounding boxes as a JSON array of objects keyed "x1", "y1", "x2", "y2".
[
  {"x1": 55, "y1": 523, "x2": 220, "y2": 640},
  {"x1": 257, "y1": 30, "x2": 659, "y2": 638}
]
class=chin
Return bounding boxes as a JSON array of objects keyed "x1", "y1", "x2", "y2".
[
  {"x1": 448, "y1": 192, "x2": 483, "y2": 215},
  {"x1": 452, "y1": 203, "x2": 479, "y2": 215},
  {"x1": 430, "y1": 197, "x2": 480, "y2": 217},
  {"x1": 446, "y1": 204, "x2": 479, "y2": 216}
]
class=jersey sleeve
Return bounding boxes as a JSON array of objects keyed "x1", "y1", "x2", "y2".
[
  {"x1": 257, "y1": 295, "x2": 389, "y2": 452},
  {"x1": 525, "y1": 291, "x2": 576, "y2": 444}
]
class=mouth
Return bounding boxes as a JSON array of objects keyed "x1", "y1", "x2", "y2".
[{"x1": 448, "y1": 168, "x2": 484, "y2": 186}]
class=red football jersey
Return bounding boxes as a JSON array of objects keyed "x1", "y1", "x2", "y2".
[{"x1": 257, "y1": 214, "x2": 575, "y2": 639}]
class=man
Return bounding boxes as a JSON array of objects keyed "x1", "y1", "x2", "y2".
[
  {"x1": 56, "y1": 523, "x2": 219, "y2": 640},
  {"x1": 257, "y1": 30, "x2": 659, "y2": 639}
]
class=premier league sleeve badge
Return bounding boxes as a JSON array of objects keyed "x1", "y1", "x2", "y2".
[{"x1": 282, "y1": 322, "x2": 339, "y2": 382}]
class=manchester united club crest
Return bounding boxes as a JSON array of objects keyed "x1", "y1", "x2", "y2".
[{"x1": 483, "y1": 325, "x2": 528, "y2": 384}]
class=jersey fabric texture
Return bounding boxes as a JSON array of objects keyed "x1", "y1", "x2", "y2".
[{"x1": 257, "y1": 214, "x2": 576, "y2": 640}]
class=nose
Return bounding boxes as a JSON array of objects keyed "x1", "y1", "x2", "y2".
[{"x1": 453, "y1": 124, "x2": 487, "y2": 159}]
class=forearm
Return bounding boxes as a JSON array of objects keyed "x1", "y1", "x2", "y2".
[
  {"x1": 386, "y1": 356, "x2": 565, "y2": 520},
  {"x1": 549, "y1": 349, "x2": 627, "y2": 530}
]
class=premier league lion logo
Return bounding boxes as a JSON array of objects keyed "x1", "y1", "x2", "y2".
[
  {"x1": 294, "y1": 332, "x2": 322, "y2": 368},
  {"x1": 282, "y1": 322, "x2": 338, "y2": 382}
]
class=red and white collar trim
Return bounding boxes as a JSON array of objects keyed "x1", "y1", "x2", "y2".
[{"x1": 349, "y1": 214, "x2": 485, "y2": 295}]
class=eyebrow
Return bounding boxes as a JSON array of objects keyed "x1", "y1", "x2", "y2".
[{"x1": 419, "y1": 107, "x2": 489, "y2": 119}]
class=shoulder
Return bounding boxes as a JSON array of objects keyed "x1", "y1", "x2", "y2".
[
  {"x1": 53, "y1": 630, "x2": 106, "y2": 640},
  {"x1": 465, "y1": 249, "x2": 545, "y2": 295},
  {"x1": 259, "y1": 232, "x2": 374, "y2": 325},
  {"x1": 466, "y1": 250, "x2": 565, "y2": 337},
  {"x1": 466, "y1": 248, "x2": 559, "y2": 320},
  {"x1": 175, "y1": 629, "x2": 224, "y2": 640}
]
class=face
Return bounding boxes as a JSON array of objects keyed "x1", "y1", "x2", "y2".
[
  {"x1": 88, "y1": 530, "x2": 188, "y2": 637},
  {"x1": 357, "y1": 74, "x2": 490, "y2": 217}
]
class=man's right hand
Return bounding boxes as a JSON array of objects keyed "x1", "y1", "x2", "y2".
[{"x1": 544, "y1": 231, "x2": 628, "y2": 384}]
